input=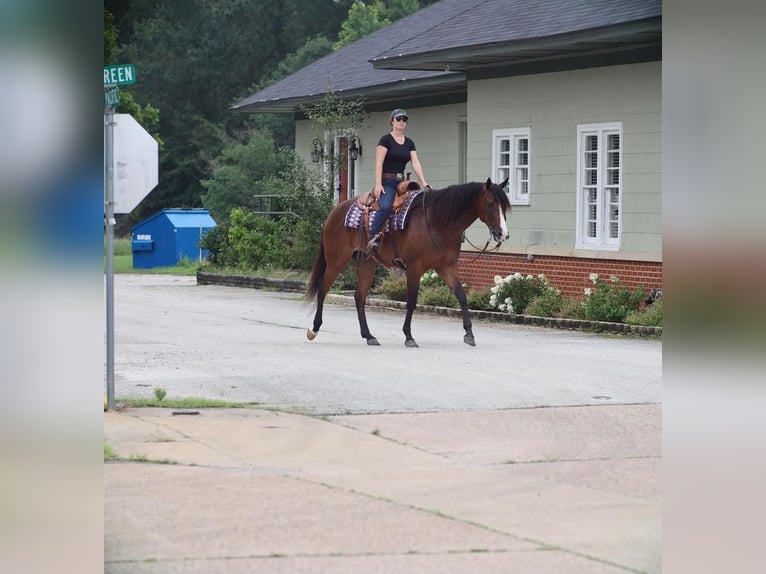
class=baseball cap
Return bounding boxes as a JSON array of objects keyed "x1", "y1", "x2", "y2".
[{"x1": 390, "y1": 108, "x2": 408, "y2": 120}]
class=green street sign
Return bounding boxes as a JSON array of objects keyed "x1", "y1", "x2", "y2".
[
  {"x1": 104, "y1": 64, "x2": 136, "y2": 86},
  {"x1": 104, "y1": 85, "x2": 120, "y2": 110}
]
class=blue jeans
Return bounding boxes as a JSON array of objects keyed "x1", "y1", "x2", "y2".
[{"x1": 370, "y1": 178, "x2": 398, "y2": 237}]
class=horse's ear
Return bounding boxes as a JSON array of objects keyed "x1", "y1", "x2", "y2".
[
  {"x1": 485, "y1": 178, "x2": 493, "y2": 189},
  {"x1": 500, "y1": 178, "x2": 509, "y2": 189}
]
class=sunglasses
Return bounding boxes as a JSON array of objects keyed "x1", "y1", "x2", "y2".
[{"x1": 394, "y1": 116, "x2": 408, "y2": 122}]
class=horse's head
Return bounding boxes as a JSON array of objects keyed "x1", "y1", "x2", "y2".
[{"x1": 480, "y1": 178, "x2": 511, "y2": 243}]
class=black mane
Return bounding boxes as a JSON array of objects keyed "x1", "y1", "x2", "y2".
[{"x1": 412, "y1": 181, "x2": 509, "y2": 226}]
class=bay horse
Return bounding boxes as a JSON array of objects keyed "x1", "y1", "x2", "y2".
[{"x1": 305, "y1": 178, "x2": 510, "y2": 347}]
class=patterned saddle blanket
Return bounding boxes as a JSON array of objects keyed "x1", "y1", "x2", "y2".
[{"x1": 344, "y1": 189, "x2": 422, "y2": 233}]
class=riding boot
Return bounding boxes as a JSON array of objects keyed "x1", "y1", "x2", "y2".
[{"x1": 367, "y1": 232, "x2": 383, "y2": 253}]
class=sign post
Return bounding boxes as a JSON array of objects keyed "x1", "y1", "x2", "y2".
[{"x1": 104, "y1": 63, "x2": 139, "y2": 411}]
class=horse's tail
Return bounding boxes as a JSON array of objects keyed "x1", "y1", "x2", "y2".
[{"x1": 305, "y1": 235, "x2": 327, "y2": 302}]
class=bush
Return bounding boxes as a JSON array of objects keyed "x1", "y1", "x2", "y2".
[
  {"x1": 625, "y1": 300, "x2": 662, "y2": 326},
  {"x1": 489, "y1": 272, "x2": 547, "y2": 315},
  {"x1": 419, "y1": 285, "x2": 459, "y2": 308},
  {"x1": 526, "y1": 288, "x2": 566, "y2": 318},
  {"x1": 375, "y1": 269, "x2": 408, "y2": 301},
  {"x1": 227, "y1": 208, "x2": 287, "y2": 270},
  {"x1": 583, "y1": 273, "x2": 645, "y2": 323},
  {"x1": 466, "y1": 288, "x2": 493, "y2": 311},
  {"x1": 333, "y1": 262, "x2": 388, "y2": 291},
  {"x1": 419, "y1": 269, "x2": 446, "y2": 289}
]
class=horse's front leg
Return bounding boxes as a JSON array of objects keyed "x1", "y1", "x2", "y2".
[
  {"x1": 438, "y1": 267, "x2": 475, "y2": 346},
  {"x1": 355, "y1": 261, "x2": 379, "y2": 345},
  {"x1": 402, "y1": 271, "x2": 421, "y2": 347},
  {"x1": 453, "y1": 282, "x2": 475, "y2": 346}
]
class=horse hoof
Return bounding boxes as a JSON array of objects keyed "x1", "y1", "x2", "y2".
[
  {"x1": 463, "y1": 335, "x2": 476, "y2": 346},
  {"x1": 367, "y1": 338, "x2": 380, "y2": 346},
  {"x1": 405, "y1": 339, "x2": 419, "y2": 348},
  {"x1": 307, "y1": 329, "x2": 317, "y2": 341}
]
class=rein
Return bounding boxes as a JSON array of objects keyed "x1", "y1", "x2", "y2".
[{"x1": 461, "y1": 233, "x2": 503, "y2": 265}]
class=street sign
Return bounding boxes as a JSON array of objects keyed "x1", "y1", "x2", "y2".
[
  {"x1": 104, "y1": 85, "x2": 120, "y2": 110},
  {"x1": 109, "y1": 114, "x2": 159, "y2": 214},
  {"x1": 104, "y1": 64, "x2": 136, "y2": 86}
]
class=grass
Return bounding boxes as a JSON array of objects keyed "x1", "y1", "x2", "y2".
[
  {"x1": 106, "y1": 236, "x2": 203, "y2": 276},
  {"x1": 104, "y1": 443, "x2": 117, "y2": 461},
  {"x1": 104, "y1": 443, "x2": 178, "y2": 465},
  {"x1": 116, "y1": 397, "x2": 258, "y2": 409}
]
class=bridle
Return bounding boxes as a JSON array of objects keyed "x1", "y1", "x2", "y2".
[{"x1": 463, "y1": 185, "x2": 510, "y2": 261}]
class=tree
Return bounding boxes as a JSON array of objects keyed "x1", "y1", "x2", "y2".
[
  {"x1": 200, "y1": 130, "x2": 288, "y2": 222},
  {"x1": 334, "y1": 0, "x2": 423, "y2": 49},
  {"x1": 230, "y1": 35, "x2": 336, "y2": 149},
  {"x1": 115, "y1": 0, "x2": 352, "y2": 231}
]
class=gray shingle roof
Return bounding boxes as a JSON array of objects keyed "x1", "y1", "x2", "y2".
[
  {"x1": 372, "y1": 0, "x2": 661, "y2": 68},
  {"x1": 232, "y1": 0, "x2": 479, "y2": 113},
  {"x1": 234, "y1": 0, "x2": 661, "y2": 114}
]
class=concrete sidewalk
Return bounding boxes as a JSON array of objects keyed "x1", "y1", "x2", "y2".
[{"x1": 104, "y1": 404, "x2": 661, "y2": 573}]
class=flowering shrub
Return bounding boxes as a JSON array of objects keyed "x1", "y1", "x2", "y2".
[
  {"x1": 419, "y1": 269, "x2": 445, "y2": 288},
  {"x1": 489, "y1": 273, "x2": 547, "y2": 315},
  {"x1": 583, "y1": 273, "x2": 645, "y2": 323}
]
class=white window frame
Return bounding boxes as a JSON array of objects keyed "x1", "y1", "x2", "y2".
[
  {"x1": 492, "y1": 127, "x2": 530, "y2": 205},
  {"x1": 576, "y1": 122, "x2": 623, "y2": 250}
]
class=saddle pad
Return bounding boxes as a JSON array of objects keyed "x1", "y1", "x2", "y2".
[{"x1": 344, "y1": 190, "x2": 422, "y2": 231}]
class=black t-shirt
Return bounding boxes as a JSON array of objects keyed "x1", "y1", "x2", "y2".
[{"x1": 378, "y1": 133, "x2": 416, "y2": 174}]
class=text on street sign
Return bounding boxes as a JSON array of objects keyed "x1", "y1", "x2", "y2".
[{"x1": 104, "y1": 64, "x2": 136, "y2": 86}]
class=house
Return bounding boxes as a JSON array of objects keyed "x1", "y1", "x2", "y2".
[{"x1": 233, "y1": 0, "x2": 662, "y2": 298}]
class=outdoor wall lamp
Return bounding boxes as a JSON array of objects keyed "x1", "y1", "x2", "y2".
[
  {"x1": 348, "y1": 135, "x2": 362, "y2": 161},
  {"x1": 311, "y1": 138, "x2": 323, "y2": 163}
]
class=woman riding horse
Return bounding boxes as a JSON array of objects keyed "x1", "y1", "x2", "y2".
[{"x1": 306, "y1": 178, "x2": 510, "y2": 348}]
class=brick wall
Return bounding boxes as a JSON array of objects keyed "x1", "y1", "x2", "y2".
[{"x1": 458, "y1": 253, "x2": 662, "y2": 299}]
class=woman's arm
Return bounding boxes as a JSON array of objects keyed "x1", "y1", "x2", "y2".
[{"x1": 410, "y1": 150, "x2": 429, "y2": 189}]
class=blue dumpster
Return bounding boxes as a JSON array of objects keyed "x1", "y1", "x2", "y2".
[{"x1": 131, "y1": 208, "x2": 217, "y2": 269}]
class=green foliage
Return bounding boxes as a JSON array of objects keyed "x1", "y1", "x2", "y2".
[
  {"x1": 226, "y1": 208, "x2": 287, "y2": 271},
  {"x1": 376, "y1": 270, "x2": 408, "y2": 301},
  {"x1": 116, "y1": 92, "x2": 163, "y2": 147},
  {"x1": 419, "y1": 269, "x2": 445, "y2": 289},
  {"x1": 526, "y1": 288, "x2": 566, "y2": 318},
  {"x1": 419, "y1": 285, "x2": 459, "y2": 308},
  {"x1": 583, "y1": 274, "x2": 645, "y2": 323},
  {"x1": 104, "y1": 10, "x2": 118, "y2": 63},
  {"x1": 201, "y1": 130, "x2": 286, "y2": 222},
  {"x1": 153, "y1": 387, "x2": 167, "y2": 401},
  {"x1": 235, "y1": 35, "x2": 337, "y2": 148},
  {"x1": 558, "y1": 297, "x2": 587, "y2": 319},
  {"x1": 200, "y1": 151, "x2": 334, "y2": 272},
  {"x1": 489, "y1": 273, "x2": 547, "y2": 315},
  {"x1": 334, "y1": 1, "x2": 390, "y2": 49},
  {"x1": 466, "y1": 288, "x2": 494, "y2": 311},
  {"x1": 625, "y1": 300, "x2": 663, "y2": 327},
  {"x1": 334, "y1": 0, "x2": 422, "y2": 49}
]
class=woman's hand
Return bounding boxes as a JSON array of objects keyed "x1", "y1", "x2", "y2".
[{"x1": 373, "y1": 183, "x2": 384, "y2": 197}]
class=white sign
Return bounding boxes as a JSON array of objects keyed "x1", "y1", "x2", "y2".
[{"x1": 108, "y1": 113, "x2": 159, "y2": 214}]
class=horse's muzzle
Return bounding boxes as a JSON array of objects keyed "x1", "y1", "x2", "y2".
[{"x1": 490, "y1": 227, "x2": 509, "y2": 242}]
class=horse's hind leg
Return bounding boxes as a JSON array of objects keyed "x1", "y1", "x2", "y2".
[{"x1": 354, "y1": 259, "x2": 379, "y2": 345}]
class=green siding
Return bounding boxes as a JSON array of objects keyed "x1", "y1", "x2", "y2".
[{"x1": 466, "y1": 61, "x2": 661, "y2": 256}]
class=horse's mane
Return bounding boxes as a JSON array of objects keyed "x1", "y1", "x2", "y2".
[{"x1": 412, "y1": 181, "x2": 510, "y2": 226}]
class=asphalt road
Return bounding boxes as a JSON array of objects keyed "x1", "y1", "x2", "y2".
[{"x1": 114, "y1": 274, "x2": 661, "y2": 415}]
